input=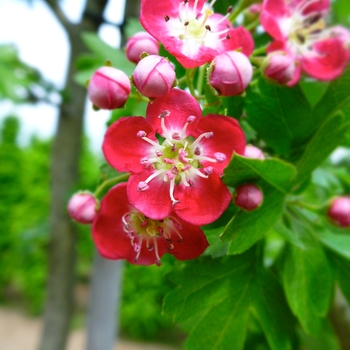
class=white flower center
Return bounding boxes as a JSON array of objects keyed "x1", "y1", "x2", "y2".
[{"x1": 137, "y1": 112, "x2": 226, "y2": 205}]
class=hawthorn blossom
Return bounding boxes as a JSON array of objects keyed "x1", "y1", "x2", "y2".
[
  {"x1": 102, "y1": 89, "x2": 246, "y2": 225},
  {"x1": 260, "y1": 0, "x2": 349, "y2": 83},
  {"x1": 140, "y1": 0, "x2": 254, "y2": 68},
  {"x1": 92, "y1": 183, "x2": 209, "y2": 266},
  {"x1": 126, "y1": 31, "x2": 159, "y2": 63}
]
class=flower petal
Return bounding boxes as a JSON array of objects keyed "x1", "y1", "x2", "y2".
[
  {"x1": 195, "y1": 115, "x2": 246, "y2": 174},
  {"x1": 92, "y1": 183, "x2": 134, "y2": 260},
  {"x1": 169, "y1": 217, "x2": 209, "y2": 260},
  {"x1": 301, "y1": 37, "x2": 349, "y2": 80},
  {"x1": 146, "y1": 89, "x2": 202, "y2": 136},
  {"x1": 225, "y1": 27, "x2": 255, "y2": 57},
  {"x1": 174, "y1": 172, "x2": 232, "y2": 225},
  {"x1": 127, "y1": 169, "x2": 173, "y2": 220},
  {"x1": 103, "y1": 116, "x2": 157, "y2": 173}
]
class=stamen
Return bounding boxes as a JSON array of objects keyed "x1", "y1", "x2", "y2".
[
  {"x1": 191, "y1": 167, "x2": 209, "y2": 179},
  {"x1": 191, "y1": 131, "x2": 214, "y2": 148},
  {"x1": 169, "y1": 178, "x2": 180, "y2": 205},
  {"x1": 153, "y1": 237, "x2": 162, "y2": 266},
  {"x1": 204, "y1": 166, "x2": 213, "y2": 175}
]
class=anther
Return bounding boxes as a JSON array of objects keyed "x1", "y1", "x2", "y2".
[
  {"x1": 214, "y1": 152, "x2": 226, "y2": 162},
  {"x1": 226, "y1": 34, "x2": 231, "y2": 40},
  {"x1": 227, "y1": 6, "x2": 233, "y2": 13},
  {"x1": 194, "y1": 147, "x2": 201, "y2": 155},
  {"x1": 172, "y1": 132, "x2": 181, "y2": 140},
  {"x1": 137, "y1": 130, "x2": 147, "y2": 138},
  {"x1": 164, "y1": 15, "x2": 170, "y2": 22},
  {"x1": 155, "y1": 149, "x2": 163, "y2": 157},
  {"x1": 204, "y1": 166, "x2": 213, "y2": 175},
  {"x1": 205, "y1": 25, "x2": 211, "y2": 31},
  {"x1": 184, "y1": 21, "x2": 189, "y2": 26},
  {"x1": 138, "y1": 181, "x2": 149, "y2": 191},
  {"x1": 155, "y1": 259, "x2": 162, "y2": 267},
  {"x1": 159, "y1": 110, "x2": 170, "y2": 118},
  {"x1": 187, "y1": 116, "x2": 196, "y2": 123}
]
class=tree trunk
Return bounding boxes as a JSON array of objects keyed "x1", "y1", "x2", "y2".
[{"x1": 38, "y1": 1, "x2": 108, "y2": 350}]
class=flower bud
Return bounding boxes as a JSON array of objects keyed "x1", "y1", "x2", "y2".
[
  {"x1": 126, "y1": 31, "x2": 159, "y2": 64},
  {"x1": 208, "y1": 51, "x2": 253, "y2": 96},
  {"x1": 327, "y1": 196, "x2": 350, "y2": 228},
  {"x1": 88, "y1": 66, "x2": 131, "y2": 110},
  {"x1": 67, "y1": 192, "x2": 98, "y2": 224},
  {"x1": 132, "y1": 55, "x2": 176, "y2": 98},
  {"x1": 244, "y1": 145, "x2": 265, "y2": 160},
  {"x1": 262, "y1": 51, "x2": 296, "y2": 85},
  {"x1": 234, "y1": 184, "x2": 263, "y2": 211}
]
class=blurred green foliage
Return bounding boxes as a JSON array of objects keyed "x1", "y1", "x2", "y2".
[{"x1": 0, "y1": 115, "x2": 178, "y2": 341}]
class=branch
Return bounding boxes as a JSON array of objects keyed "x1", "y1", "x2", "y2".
[{"x1": 42, "y1": 0, "x2": 73, "y2": 32}]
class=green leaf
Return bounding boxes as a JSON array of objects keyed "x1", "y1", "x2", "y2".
[
  {"x1": 318, "y1": 230, "x2": 350, "y2": 260},
  {"x1": 221, "y1": 183, "x2": 285, "y2": 253},
  {"x1": 81, "y1": 32, "x2": 134, "y2": 75},
  {"x1": 281, "y1": 220, "x2": 332, "y2": 335},
  {"x1": 274, "y1": 221, "x2": 305, "y2": 249},
  {"x1": 313, "y1": 68, "x2": 350, "y2": 126},
  {"x1": 224, "y1": 154, "x2": 296, "y2": 193},
  {"x1": 245, "y1": 78, "x2": 312, "y2": 156},
  {"x1": 250, "y1": 268, "x2": 295, "y2": 350},
  {"x1": 222, "y1": 95, "x2": 244, "y2": 119},
  {"x1": 293, "y1": 112, "x2": 350, "y2": 187},
  {"x1": 328, "y1": 252, "x2": 350, "y2": 305},
  {"x1": 163, "y1": 253, "x2": 295, "y2": 350}
]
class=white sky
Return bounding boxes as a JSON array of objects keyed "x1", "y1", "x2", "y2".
[{"x1": 0, "y1": 0, "x2": 126, "y2": 151}]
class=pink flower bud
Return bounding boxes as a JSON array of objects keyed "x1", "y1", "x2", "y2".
[
  {"x1": 234, "y1": 184, "x2": 263, "y2": 211},
  {"x1": 67, "y1": 192, "x2": 98, "y2": 224},
  {"x1": 132, "y1": 55, "x2": 176, "y2": 98},
  {"x1": 208, "y1": 51, "x2": 253, "y2": 96},
  {"x1": 262, "y1": 52, "x2": 296, "y2": 85},
  {"x1": 88, "y1": 66, "x2": 131, "y2": 110},
  {"x1": 248, "y1": 4, "x2": 262, "y2": 14},
  {"x1": 126, "y1": 31, "x2": 159, "y2": 64},
  {"x1": 244, "y1": 145, "x2": 265, "y2": 160},
  {"x1": 328, "y1": 196, "x2": 350, "y2": 228}
]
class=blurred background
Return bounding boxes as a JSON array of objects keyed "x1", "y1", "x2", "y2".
[{"x1": 0, "y1": 0, "x2": 183, "y2": 349}]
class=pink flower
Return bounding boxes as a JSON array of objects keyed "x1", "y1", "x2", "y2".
[
  {"x1": 140, "y1": 0, "x2": 254, "y2": 68},
  {"x1": 126, "y1": 31, "x2": 159, "y2": 64},
  {"x1": 208, "y1": 50, "x2": 253, "y2": 96},
  {"x1": 67, "y1": 192, "x2": 98, "y2": 224},
  {"x1": 261, "y1": 0, "x2": 349, "y2": 82},
  {"x1": 132, "y1": 55, "x2": 176, "y2": 98},
  {"x1": 234, "y1": 184, "x2": 263, "y2": 211},
  {"x1": 102, "y1": 89, "x2": 246, "y2": 225},
  {"x1": 92, "y1": 183, "x2": 209, "y2": 266},
  {"x1": 262, "y1": 51, "x2": 296, "y2": 85},
  {"x1": 88, "y1": 66, "x2": 131, "y2": 110},
  {"x1": 244, "y1": 145, "x2": 265, "y2": 160},
  {"x1": 328, "y1": 196, "x2": 350, "y2": 228}
]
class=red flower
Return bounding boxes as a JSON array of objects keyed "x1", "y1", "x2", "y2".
[
  {"x1": 140, "y1": 0, "x2": 254, "y2": 68},
  {"x1": 92, "y1": 183, "x2": 209, "y2": 266},
  {"x1": 103, "y1": 89, "x2": 246, "y2": 225},
  {"x1": 261, "y1": 0, "x2": 349, "y2": 82}
]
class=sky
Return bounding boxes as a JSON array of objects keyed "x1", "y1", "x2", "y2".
[{"x1": 0, "y1": 0, "x2": 125, "y2": 151}]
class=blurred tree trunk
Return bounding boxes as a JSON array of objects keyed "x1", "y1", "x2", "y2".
[
  {"x1": 85, "y1": 1, "x2": 141, "y2": 349},
  {"x1": 38, "y1": 1, "x2": 108, "y2": 350}
]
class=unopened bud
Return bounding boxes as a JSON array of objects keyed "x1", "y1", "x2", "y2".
[
  {"x1": 244, "y1": 145, "x2": 265, "y2": 160},
  {"x1": 262, "y1": 51, "x2": 296, "y2": 85},
  {"x1": 126, "y1": 31, "x2": 159, "y2": 64},
  {"x1": 208, "y1": 51, "x2": 253, "y2": 96},
  {"x1": 234, "y1": 184, "x2": 263, "y2": 211},
  {"x1": 133, "y1": 55, "x2": 176, "y2": 98},
  {"x1": 88, "y1": 66, "x2": 131, "y2": 110},
  {"x1": 67, "y1": 192, "x2": 98, "y2": 224},
  {"x1": 328, "y1": 196, "x2": 350, "y2": 228}
]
